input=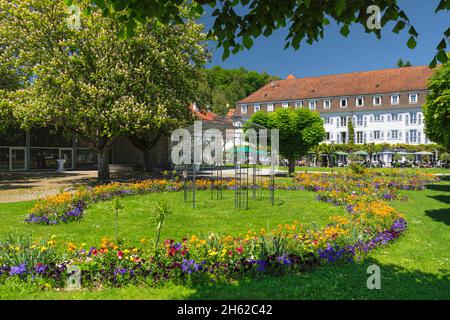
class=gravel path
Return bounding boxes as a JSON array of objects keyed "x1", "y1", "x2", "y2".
[{"x1": 0, "y1": 171, "x2": 97, "y2": 203}]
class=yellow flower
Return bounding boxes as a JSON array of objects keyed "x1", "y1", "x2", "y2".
[
  {"x1": 208, "y1": 250, "x2": 218, "y2": 257},
  {"x1": 66, "y1": 242, "x2": 77, "y2": 252},
  {"x1": 40, "y1": 246, "x2": 47, "y2": 252}
]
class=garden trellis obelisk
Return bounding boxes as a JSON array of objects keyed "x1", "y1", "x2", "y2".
[{"x1": 170, "y1": 116, "x2": 278, "y2": 209}]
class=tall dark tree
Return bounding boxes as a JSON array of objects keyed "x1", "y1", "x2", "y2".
[
  {"x1": 396, "y1": 58, "x2": 412, "y2": 68},
  {"x1": 197, "y1": 67, "x2": 279, "y2": 115},
  {"x1": 347, "y1": 118, "x2": 355, "y2": 145}
]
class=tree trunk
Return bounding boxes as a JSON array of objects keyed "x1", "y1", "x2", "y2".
[
  {"x1": 288, "y1": 158, "x2": 296, "y2": 175},
  {"x1": 127, "y1": 134, "x2": 160, "y2": 173},
  {"x1": 97, "y1": 148, "x2": 110, "y2": 181},
  {"x1": 142, "y1": 148, "x2": 153, "y2": 173}
]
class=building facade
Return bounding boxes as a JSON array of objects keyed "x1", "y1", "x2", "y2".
[
  {"x1": 234, "y1": 66, "x2": 434, "y2": 146},
  {"x1": 0, "y1": 104, "x2": 216, "y2": 172}
]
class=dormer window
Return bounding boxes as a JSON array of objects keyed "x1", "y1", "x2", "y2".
[
  {"x1": 295, "y1": 101, "x2": 304, "y2": 108},
  {"x1": 356, "y1": 97, "x2": 364, "y2": 107},
  {"x1": 409, "y1": 93, "x2": 418, "y2": 104},
  {"x1": 391, "y1": 95, "x2": 399, "y2": 105},
  {"x1": 340, "y1": 98, "x2": 348, "y2": 108},
  {"x1": 324, "y1": 100, "x2": 331, "y2": 109},
  {"x1": 373, "y1": 96, "x2": 382, "y2": 106},
  {"x1": 241, "y1": 105, "x2": 248, "y2": 114}
]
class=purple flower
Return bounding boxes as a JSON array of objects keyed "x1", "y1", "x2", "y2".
[
  {"x1": 256, "y1": 260, "x2": 266, "y2": 272},
  {"x1": 277, "y1": 254, "x2": 291, "y2": 265},
  {"x1": 114, "y1": 268, "x2": 128, "y2": 275},
  {"x1": 318, "y1": 244, "x2": 346, "y2": 263},
  {"x1": 87, "y1": 246, "x2": 96, "y2": 257},
  {"x1": 9, "y1": 263, "x2": 27, "y2": 276},
  {"x1": 34, "y1": 264, "x2": 47, "y2": 274},
  {"x1": 181, "y1": 259, "x2": 203, "y2": 274}
]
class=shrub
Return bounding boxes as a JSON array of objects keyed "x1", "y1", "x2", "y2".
[
  {"x1": 440, "y1": 152, "x2": 450, "y2": 163},
  {"x1": 349, "y1": 163, "x2": 366, "y2": 175}
]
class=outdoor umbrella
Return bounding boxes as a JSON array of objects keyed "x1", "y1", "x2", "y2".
[{"x1": 414, "y1": 151, "x2": 433, "y2": 155}]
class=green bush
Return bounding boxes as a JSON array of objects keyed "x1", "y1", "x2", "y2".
[
  {"x1": 440, "y1": 152, "x2": 450, "y2": 163},
  {"x1": 349, "y1": 163, "x2": 366, "y2": 175}
]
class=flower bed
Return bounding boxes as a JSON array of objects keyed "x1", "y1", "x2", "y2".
[
  {"x1": 294, "y1": 171, "x2": 439, "y2": 207},
  {"x1": 25, "y1": 179, "x2": 237, "y2": 225},
  {"x1": 26, "y1": 170, "x2": 437, "y2": 226},
  {"x1": 5, "y1": 170, "x2": 437, "y2": 289},
  {"x1": 2, "y1": 218, "x2": 406, "y2": 289}
]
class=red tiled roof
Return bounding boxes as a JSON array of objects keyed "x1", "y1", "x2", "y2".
[
  {"x1": 226, "y1": 108, "x2": 235, "y2": 117},
  {"x1": 190, "y1": 104, "x2": 218, "y2": 121},
  {"x1": 238, "y1": 66, "x2": 434, "y2": 104}
]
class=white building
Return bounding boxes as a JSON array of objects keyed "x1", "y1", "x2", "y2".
[{"x1": 233, "y1": 66, "x2": 434, "y2": 146}]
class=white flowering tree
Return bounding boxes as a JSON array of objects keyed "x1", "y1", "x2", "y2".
[{"x1": 0, "y1": 0, "x2": 209, "y2": 179}]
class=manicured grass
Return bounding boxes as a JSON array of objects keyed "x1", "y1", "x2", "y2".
[
  {"x1": 0, "y1": 189, "x2": 344, "y2": 248},
  {"x1": 261, "y1": 164, "x2": 450, "y2": 175},
  {"x1": 0, "y1": 179, "x2": 449, "y2": 299},
  {"x1": 290, "y1": 166, "x2": 450, "y2": 175}
]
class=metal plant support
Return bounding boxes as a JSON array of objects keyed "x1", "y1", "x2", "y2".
[{"x1": 171, "y1": 116, "x2": 276, "y2": 210}]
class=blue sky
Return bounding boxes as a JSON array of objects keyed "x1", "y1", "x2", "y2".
[{"x1": 200, "y1": 0, "x2": 449, "y2": 79}]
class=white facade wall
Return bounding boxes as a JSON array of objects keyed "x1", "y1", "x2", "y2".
[{"x1": 322, "y1": 107, "x2": 428, "y2": 145}]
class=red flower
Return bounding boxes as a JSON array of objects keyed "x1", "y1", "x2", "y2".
[
  {"x1": 117, "y1": 251, "x2": 124, "y2": 259},
  {"x1": 236, "y1": 246, "x2": 243, "y2": 254},
  {"x1": 168, "y1": 247, "x2": 176, "y2": 257},
  {"x1": 181, "y1": 249, "x2": 188, "y2": 256}
]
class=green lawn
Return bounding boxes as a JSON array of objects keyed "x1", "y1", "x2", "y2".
[
  {"x1": 0, "y1": 179, "x2": 449, "y2": 300},
  {"x1": 291, "y1": 166, "x2": 450, "y2": 175},
  {"x1": 260, "y1": 164, "x2": 449, "y2": 174},
  {"x1": 0, "y1": 189, "x2": 343, "y2": 246}
]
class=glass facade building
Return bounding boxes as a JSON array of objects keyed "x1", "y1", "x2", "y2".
[{"x1": 0, "y1": 126, "x2": 97, "y2": 171}]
